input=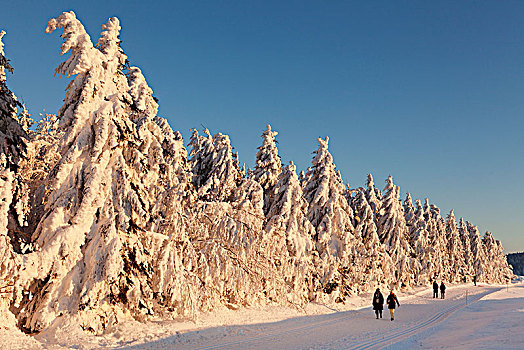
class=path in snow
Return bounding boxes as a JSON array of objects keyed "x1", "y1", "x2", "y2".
[
  {"x1": 124, "y1": 284, "x2": 503, "y2": 349},
  {"x1": 389, "y1": 283, "x2": 524, "y2": 349},
  {"x1": 2, "y1": 283, "x2": 521, "y2": 349}
]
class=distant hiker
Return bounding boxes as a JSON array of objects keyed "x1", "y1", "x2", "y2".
[
  {"x1": 386, "y1": 291, "x2": 400, "y2": 321},
  {"x1": 432, "y1": 281, "x2": 439, "y2": 298},
  {"x1": 440, "y1": 282, "x2": 446, "y2": 299},
  {"x1": 372, "y1": 288, "x2": 384, "y2": 319},
  {"x1": 473, "y1": 275, "x2": 477, "y2": 286}
]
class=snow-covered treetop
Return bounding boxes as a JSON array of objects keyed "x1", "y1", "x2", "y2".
[
  {"x1": 404, "y1": 192, "x2": 415, "y2": 224},
  {"x1": 366, "y1": 174, "x2": 374, "y2": 189},
  {"x1": 303, "y1": 136, "x2": 354, "y2": 257},
  {"x1": 252, "y1": 124, "x2": 282, "y2": 192},
  {"x1": 189, "y1": 128, "x2": 243, "y2": 201},
  {"x1": 0, "y1": 30, "x2": 27, "y2": 169},
  {"x1": 96, "y1": 17, "x2": 126, "y2": 65},
  {"x1": 127, "y1": 67, "x2": 159, "y2": 120},
  {"x1": 0, "y1": 30, "x2": 14, "y2": 82},
  {"x1": 303, "y1": 136, "x2": 338, "y2": 217},
  {"x1": 383, "y1": 175, "x2": 395, "y2": 198},
  {"x1": 364, "y1": 173, "x2": 382, "y2": 215},
  {"x1": 446, "y1": 210, "x2": 457, "y2": 230},
  {"x1": 45, "y1": 11, "x2": 103, "y2": 78}
]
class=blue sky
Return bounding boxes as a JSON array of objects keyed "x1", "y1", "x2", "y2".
[{"x1": 1, "y1": 1, "x2": 523, "y2": 252}]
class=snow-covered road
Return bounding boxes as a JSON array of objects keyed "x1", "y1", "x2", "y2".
[
  {"x1": 122, "y1": 284, "x2": 522, "y2": 349},
  {"x1": 2, "y1": 283, "x2": 522, "y2": 349}
]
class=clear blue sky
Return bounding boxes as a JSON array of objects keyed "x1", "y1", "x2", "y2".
[{"x1": 2, "y1": 1, "x2": 523, "y2": 252}]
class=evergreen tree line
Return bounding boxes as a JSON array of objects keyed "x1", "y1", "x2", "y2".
[
  {"x1": 0, "y1": 12, "x2": 513, "y2": 334},
  {"x1": 506, "y1": 252, "x2": 524, "y2": 275}
]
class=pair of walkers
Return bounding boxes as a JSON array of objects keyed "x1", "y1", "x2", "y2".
[
  {"x1": 432, "y1": 281, "x2": 446, "y2": 299},
  {"x1": 372, "y1": 288, "x2": 399, "y2": 321}
]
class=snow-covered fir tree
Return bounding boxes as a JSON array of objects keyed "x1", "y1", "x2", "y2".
[
  {"x1": 0, "y1": 30, "x2": 29, "y2": 326},
  {"x1": 403, "y1": 193, "x2": 416, "y2": 231},
  {"x1": 350, "y1": 189, "x2": 394, "y2": 292},
  {"x1": 365, "y1": 173, "x2": 382, "y2": 217},
  {"x1": 302, "y1": 137, "x2": 355, "y2": 299},
  {"x1": 377, "y1": 176, "x2": 414, "y2": 288},
  {"x1": 251, "y1": 124, "x2": 282, "y2": 214},
  {"x1": 264, "y1": 161, "x2": 315, "y2": 302},
  {"x1": 426, "y1": 203, "x2": 450, "y2": 281},
  {"x1": 482, "y1": 232, "x2": 512, "y2": 283},
  {"x1": 0, "y1": 30, "x2": 30, "y2": 238},
  {"x1": 188, "y1": 128, "x2": 243, "y2": 202},
  {"x1": 445, "y1": 210, "x2": 466, "y2": 282},
  {"x1": 303, "y1": 137, "x2": 354, "y2": 258},
  {"x1": 468, "y1": 222, "x2": 487, "y2": 282},
  {"x1": 14, "y1": 12, "x2": 191, "y2": 333},
  {"x1": 407, "y1": 199, "x2": 433, "y2": 284},
  {"x1": 458, "y1": 217, "x2": 475, "y2": 281},
  {"x1": 0, "y1": 31, "x2": 27, "y2": 171}
]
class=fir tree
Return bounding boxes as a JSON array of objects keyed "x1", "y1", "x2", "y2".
[
  {"x1": 468, "y1": 222, "x2": 486, "y2": 282},
  {"x1": 365, "y1": 174, "x2": 382, "y2": 217},
  {"x1": 445, "y1": 210, "x2": 465, "y2": 282},
  {"x1": 426, "y1": 203, "x2": 449, "y2": 281},
  {"x1": 403, "y1": 193, "x2": 416, "y2": 231},
  {"x1": 15, "y1": 13, "x2": 190, "y2": 333},
  {"x1": 0, "y1": 31, "x2": 27, "y2": 171},
  {"x1": 0, "y1": 31, "x2": 28, "y2": 326},
  {"x1": 188, "y1": 128, "x2": 243, "y2": 202},
  {"x1": 377, "y1": 176, "x2": 414, "y2": 288},
  {"x1": 303, "y1": 137, "x2": 354, "y2": 258},
  {"x1": 482, "y1": 232, "x2": 513, "y2": 283},
  {"x1": 350, "y1": 189, "x2": 393, "y2": 292},
  {"x1": 302, "y1": 137, "x2": 355, "y2": 299},
  {"x1": 458, "y1": 217, "x2": 475, "y2": 281},
  {"x1": 0, "y1": 30, "x2": 30, "y2": 240},
  {"x1": 251, "y1": 124, "x2": 282, "y2": 215},
  {"x1": 409, "y1": 199, "x2": 432, "y2": 284},
  {"x1": 264, "y1": 161, "x2": 315, "y2": 302}
]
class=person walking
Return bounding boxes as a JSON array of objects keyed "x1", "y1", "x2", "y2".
[
  {"x1": 473, "y1": 275, "x2": 477, "y2": 286},
  {"x1": 372, "y1": 288, "x2": 384, "y2": 319},
  {"x1": 432, "y1": 280, "x2": 439, "y2": 298},
  {"x1": 440, "y1": 282, "x2": 446, "y2": 299},
  {"x1": 386, "y1": 290, "x2": 400, "y2": 321}
]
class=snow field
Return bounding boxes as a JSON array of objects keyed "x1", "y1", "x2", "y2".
[{"x1": 0, "y1": 283, "x2": 515, "y2": 349}]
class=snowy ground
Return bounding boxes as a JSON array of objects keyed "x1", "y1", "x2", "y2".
[{"x1": 1, "y1": 282, "x2": 522, "y2": 349}]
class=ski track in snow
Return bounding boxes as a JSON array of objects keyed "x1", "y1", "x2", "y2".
[
  {"x1": 120, "y1": 285, "x2": 501, "y2": 350},
  {"x1": 343, "y1": 288, "x2": 490, "y2": 350}
]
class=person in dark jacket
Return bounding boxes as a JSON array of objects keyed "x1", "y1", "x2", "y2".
[
  {"x1": 372, "y1": 288, "x2": 384, "y2": 319},
  {"x1": 386, "y1": 291, "x2": 400, "y2": 321},
  {"x1": 432, "y1": 280, "x2": 439, "y2": 298},
  {"x1": 473, "y1": 275, "x2": 477, "y2": 286},
  {"x1": 440, "y1": 282, "x2": 446, "y2": 299}
]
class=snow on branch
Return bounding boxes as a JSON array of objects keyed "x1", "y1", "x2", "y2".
[
  {"x1": 45, "y1": 11, "x2": 99, "y2": 77},
  {"x1": 0, "y1": 30, "x2": 14, "y2": 82}
]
